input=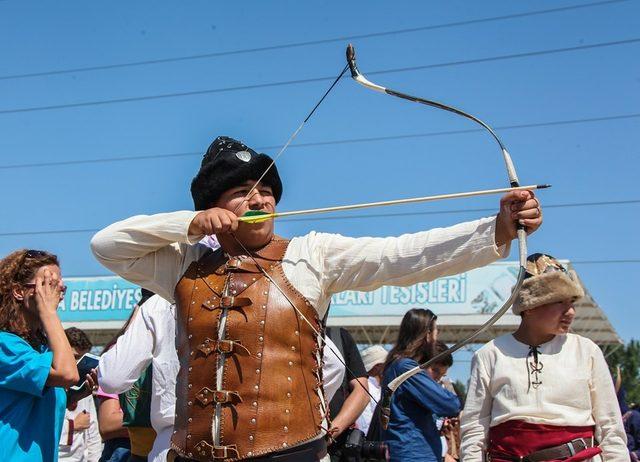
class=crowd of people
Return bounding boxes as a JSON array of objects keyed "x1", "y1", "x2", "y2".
[{"x1": 0, "y1": 135, "x2": 635, "y2": 461}]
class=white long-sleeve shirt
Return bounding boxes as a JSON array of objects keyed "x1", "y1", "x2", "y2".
[
  {"x1": 58, "y1": 395, "x2": 102, "y2": 462},
  {"x1": 90, "y1": 211, "x2": 507, "y2": 319},
  {"x1": 98, "y1": 295, "x2": 179, "y2": 462},
  {"x1": 98, "y1": 295, "x2": 346, "y2": 462},
  {"x1": 91, "y1": 211, "x2": 506, "y2": 457},
  {"x1": 460, "y1": 333, "x2": 628, "y2": 461}
]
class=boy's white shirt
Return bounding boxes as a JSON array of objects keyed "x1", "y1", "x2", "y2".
[{"x1": 460, "y1": 333, "x2": 628, "y2": 461}]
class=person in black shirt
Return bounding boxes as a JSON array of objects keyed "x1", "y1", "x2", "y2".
[{"x1": 326, "y1": 327, "x2": 370, "y2": 462}]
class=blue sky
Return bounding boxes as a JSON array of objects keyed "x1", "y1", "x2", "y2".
[{"x1": 1, "y1": 1, "x2": 638, "y2": 380}]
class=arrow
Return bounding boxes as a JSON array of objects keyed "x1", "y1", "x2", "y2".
[{"x1": 238, "y1": 184, "x2": 550, "y2": 224}]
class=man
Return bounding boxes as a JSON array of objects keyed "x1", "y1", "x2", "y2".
[
  {"x1": 59, "y1": 328, "x2": 102, "y2": 462},
  {"x1": 91, "y1": 136, "x2": 542, "y2": 461},
  {"x1": 461, "y1": 253, "x2": 627, "y2": 461}
]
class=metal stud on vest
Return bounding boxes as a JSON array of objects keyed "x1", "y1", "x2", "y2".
[{"x1": 171, "y1": 237, "x2": 326, "y2": 461}]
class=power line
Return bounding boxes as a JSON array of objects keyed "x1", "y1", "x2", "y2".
[
  {"x1": 368, "y1": 37, "x2": 640, "y2": 77},
  {"x1": 1, "y1": 37, "x2": 638, "y2": 115},
  {"x1": 572, "y1": 260, "x2": 640, "y2": 265},
  {"x1": 1, "y1": 112, "x2": 638, "y2": 170},
  {"x1": 1, "y1": 199, "x2": 637, "y2": 237},
  {"x1": 0, "y1": 0, "x2": 627, "y2": 82}
]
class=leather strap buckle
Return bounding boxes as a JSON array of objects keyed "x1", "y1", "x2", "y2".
[
  {"x1": 220, "y1": 295, "x2": 251, "y2": 308},
  {"x1": 223, "y1": 257, "x2": 261, "y2": 273},
  {"x1": 213, "y1": 390, "x2": 242, "y2": 404},
  {"x1": 197, "y1": 338, "x2": 251, "y2": 357},
  {"x1": 523, "y1": 435, "x2": 595, "y2": 462},
  {"x1": 195, "y1": 388, "x2": 242, "y2": 406},
  {"x1": 567, "y1": 437, "x2": 590, "y2": 455},
  {"x1": 202, "y1": 296, "x2": 251, "y2": 311},
  {"x1": 217, "y1": 339, "x2": 251, "y2": 356},
  {"x1": 192, "y1": 441, "x2": 241, "y2": 460},
  {"x1": 213, "y1": 445, "x2": 240, "y2": 460},
  {"x1": 225, "y1": 258, "x2": 241, "y2": 270}
]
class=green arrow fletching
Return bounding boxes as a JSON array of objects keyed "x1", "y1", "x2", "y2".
[{"x1": 239, "y1": 210, "x2": 274, "y2": 224}]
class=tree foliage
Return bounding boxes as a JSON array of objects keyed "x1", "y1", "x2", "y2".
[
  {"x1": 605, "y1": 339, "x2": 640, "y2": 405},
  {"x1": 453, "y1": 379, "x2": 468, "y2": 408}
]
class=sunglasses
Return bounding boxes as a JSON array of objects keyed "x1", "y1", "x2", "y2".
[
  {"x1": 25, "y1": 249, "x2": 48, "y2": 259},
  {"x1": 23, "y1": 283, "x2": 67, "y2": 297}
]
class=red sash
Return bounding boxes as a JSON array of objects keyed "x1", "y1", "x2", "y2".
[{"x1": 488, "y1": 420, "x2": 602, "y2": 461}]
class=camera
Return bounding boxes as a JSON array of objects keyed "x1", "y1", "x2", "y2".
[{"x1": 341, "y1": 428, "x2": 389, "y2": 462}]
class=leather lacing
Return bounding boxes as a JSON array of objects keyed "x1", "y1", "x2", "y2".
[{"x1": 526, "y1": 345, "x2": 544, "y2": 391}]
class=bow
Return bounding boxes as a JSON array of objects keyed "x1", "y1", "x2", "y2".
[
  {"x1": 233, "y1": 44, "x2": 531, "y2": 430},
  {"x1": 344, "y1": 43, "x2": 529, "y2": 428}
]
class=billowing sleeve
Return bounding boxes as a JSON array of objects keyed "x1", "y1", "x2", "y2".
[
  {"x1": 0, "y1": 333, "x2": 53, "y2": 397},
  {"x1": 90, "y1": 211, "x2": 205, "y2": 302},
  {"x1": 98, "y1": 299, "x2": 156, "y2": 394},
  {"x1": 460, "y1": 350, "x2": 493, "y2": 462},
  {"x1": 315, "y1": 216, "x2": 508, "y2": 296},
  {"x1": 394, "y1": 359, "x2": 460, "y2": 417},
  {"x1": 590, "y1": 343, "x2": 628, "y2": 460}
]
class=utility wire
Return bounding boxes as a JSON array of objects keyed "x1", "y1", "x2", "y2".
[
  {"x1": 572, "y1": 260, "x2": 640, "y2": 265},
  {"x1": 0, "y1": 199, "x2": 637, "y2": 237},
  {"x1": 0, "y1": 37, "x2": 638, "y2": 115},
  {"x1": 0, "y1": 0, "x2": 628, "y2": 82},
  {"x1": 1, "y1": 112, "x2": 637, "y2": 170}
]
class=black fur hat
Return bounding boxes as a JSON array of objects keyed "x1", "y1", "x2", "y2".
[{"x1": 190, "y1": 136, "x2": 283, "y2": 210}]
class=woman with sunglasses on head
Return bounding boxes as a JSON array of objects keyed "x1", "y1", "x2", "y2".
[
  {"x1": 382, "y1": 308, "x2": 461, "y2": 462},
  {"x1": 0, "y1": 250, "x2": 83, "y2": 462},
  {"x1": 461, "y1": 253, "x2": 628, "y2": 461}
]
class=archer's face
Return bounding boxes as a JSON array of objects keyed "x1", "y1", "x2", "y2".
[{"x1": 215, "y1": 180, "x2": 276, "y2": 248}]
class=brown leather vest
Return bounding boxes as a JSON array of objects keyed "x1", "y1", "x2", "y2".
[{"x1": 171, "y1": 237, "x2": 326, "y2": 461}]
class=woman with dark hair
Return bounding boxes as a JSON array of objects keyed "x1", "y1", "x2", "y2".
[
  {"x1": 0, "y1": 249, "x2": 80, "y2": 462},
  {"x1": 383, "y1": 308, "x2": 461, "y2": 462}
]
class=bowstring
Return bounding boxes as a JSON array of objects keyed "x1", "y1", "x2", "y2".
[{"x1": 233, "y1": 63, "x2": 349, "y2": 215}]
